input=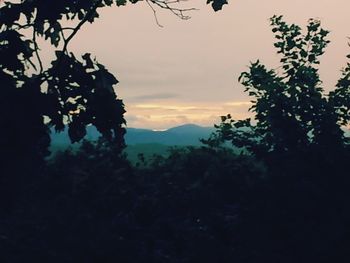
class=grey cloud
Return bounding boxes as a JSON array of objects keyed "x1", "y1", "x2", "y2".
[
  {"x1": 124, "y1": 114, "x2": 140, "y2": 122},
  {"x1": 129, "y1": 92, "x2": 180, "y2": 102}
]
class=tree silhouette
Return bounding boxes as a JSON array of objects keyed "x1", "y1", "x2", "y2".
[
  {"x1": 0, "y1": 0, "x2": 226, "y2": 179},
  {"x1": 207, "y1": 16, "x2": 349, "y2": 162},
  {"x1": 203, "y1": 16, "x2": 350, "y2": 262}
]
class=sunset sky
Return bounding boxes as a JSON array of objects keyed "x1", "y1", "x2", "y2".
[{"x1": 53, "y1": 0, "x2": 350, "y2": 129}]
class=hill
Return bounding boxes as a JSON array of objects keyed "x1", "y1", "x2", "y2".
[
  {"x1": 125, "y1": 124, "x2": 215, "y2": 146},
  {"x1": 50, "y1": 124, "x2": 215, "y2": 152}
]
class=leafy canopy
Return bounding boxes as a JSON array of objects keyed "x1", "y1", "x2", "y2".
[{"x1": 205, "y1": 16, "x2": 350, "y2": 157}]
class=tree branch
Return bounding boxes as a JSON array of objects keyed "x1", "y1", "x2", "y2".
[
  {"x1": 62, "y1": 0, "x2": 103, "y2": 54},
  {"x1": 145, "y1": 0, "x2": 198, "y2": 23},
  {"x1": 145, "y1": 0, "x2": 164, "y2": 27},
  {"x1": 32, "y1": 28, "x2": 43, "y2": 73}
]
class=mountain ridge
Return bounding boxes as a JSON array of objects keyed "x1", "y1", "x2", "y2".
[{"x1": 50, "y1": 124, "x2": 216, "y2": 150}]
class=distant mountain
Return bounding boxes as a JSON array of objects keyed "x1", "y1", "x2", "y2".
[
  {"x1": 167, "y1": 124, "x2": 212, "y2": 134},
  {"x1": 50, "y1": 124, "x2": 215, "y2": 151},
  {"x1": 50, "y1": 124, "x2": 350, "y2": 151},
  {"x1": 125, "y1": 124, "x2": 215, "y2": 146}
]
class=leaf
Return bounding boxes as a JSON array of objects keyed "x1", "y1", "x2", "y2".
[
  {"x1": 82, "y1": 53, "x2": 94, "y2": 69},
  {"x1": 207, "y1": 0, "x2": 228, "y2": 11},
  {"x1": 68, "y1": 119, "x2": 87, "y2": 143}
]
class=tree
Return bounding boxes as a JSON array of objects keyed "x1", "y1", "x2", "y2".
[
  {"x1": 207, "y1": 16, "x2": 350, "y2": 164},
  {"x1": 0, "y1": 0, "x2": 226, "y2": 178},
  {"x1": 202, "y1": 17, "x2": 350, "y2": 262}
]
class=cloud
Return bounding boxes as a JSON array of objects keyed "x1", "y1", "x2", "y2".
[
  {"x1": 224, "y1": 101, "x2": 253, "y2": 107},
  {"x1": 124, "y1": 100, "x2": 253, "y2": 129},
  {"x1": 129, "y1": 93, "x2": 179, "y2": 102}
]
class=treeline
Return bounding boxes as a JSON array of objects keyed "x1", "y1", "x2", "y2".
[{"x1": 1, "y1": 136, "x2": 349, "y2": 262}]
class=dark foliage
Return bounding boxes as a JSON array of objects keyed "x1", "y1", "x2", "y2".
[
  {"x1": 207, "y1": 0, "x2": 228, "y2": 11},
  {"x1": 0, "y1": 141, "x2": 261, "y2": 262},
  {"x1": 0, "y1": 0, "x2": 129, "y2": 198},
  {"x1": 203, "y1": 16, "x2": 350, "y2": 262}
]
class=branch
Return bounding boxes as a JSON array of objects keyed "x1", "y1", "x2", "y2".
[
  {"x1": 13, "y1": 22, "x2": 35, "y2": 30},
  {"x1": 145, "y1": 0, "x2": 164, "y2": 27},
  {"x1": 33, "y1": 28, "x2": 43, "y2": 73},
  {"x1": 61, "y1": 27, "x2": 75, "y2": 31},
  {"x1": 145, "y1": 0, "x2": 198, "y2": 22},
  {"x1": 62, "y1": 0, "x2": 103, "y2": 54}
]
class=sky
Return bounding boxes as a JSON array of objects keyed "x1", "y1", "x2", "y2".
[{"x1": 54, "y1": 0, "x2": 350, "y2": 129}]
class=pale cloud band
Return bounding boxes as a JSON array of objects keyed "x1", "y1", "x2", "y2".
[{"x1": 125, "y1": 100, "x2": 253, "y2": 129}]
